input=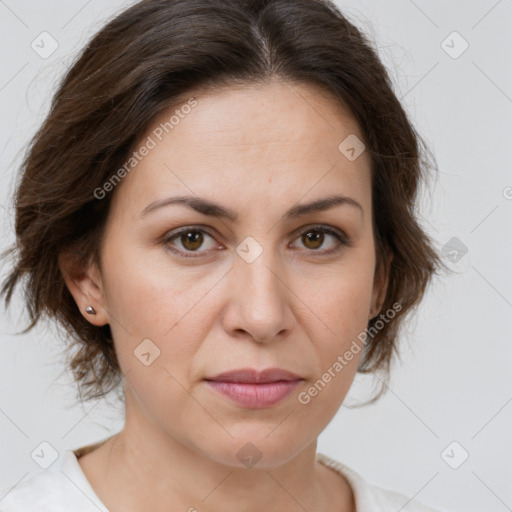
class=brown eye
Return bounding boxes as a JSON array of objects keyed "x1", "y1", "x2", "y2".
[
  {"x1": 164, "y1": 227, "x2": 220, "y2": 258},
  {"x1": 291, "y1": 225, "x2": 349, "y2": 255},
  {"x1": 180, "y1": 230, "x2": 204, "y2": 251},
  {"x1": 302, "y1": 231, "x2": 324, "y2": 250}
]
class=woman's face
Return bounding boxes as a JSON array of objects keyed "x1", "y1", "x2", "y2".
[{"x1": 76, "y1": 80, "x2": 387, "y2": 467}]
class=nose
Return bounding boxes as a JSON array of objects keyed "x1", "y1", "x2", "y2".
[{"x1": 221, "y1": 247, "x2": 293, "y2": 344}]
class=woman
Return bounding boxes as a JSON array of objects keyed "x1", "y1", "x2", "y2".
[{"x1": 0, "y1": 0, "x2": 444, "y2": 510}]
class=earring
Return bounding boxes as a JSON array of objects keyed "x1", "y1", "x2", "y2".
[{"x1": 85, "y1": 306, "x2": 97, "y2": 315}]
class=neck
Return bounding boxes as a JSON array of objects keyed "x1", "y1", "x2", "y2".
[{"x1": 77, "y1": 391, "x2": 354, "y2": 512}]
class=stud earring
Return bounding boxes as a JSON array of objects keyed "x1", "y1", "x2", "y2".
[{"x1": 85, "y1": 306, "x2": 96, "y2": 315}]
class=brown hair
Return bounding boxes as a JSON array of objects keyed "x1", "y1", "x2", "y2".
[{"x1": 1, "y1": 0, "x2": 441, "y2": 404}]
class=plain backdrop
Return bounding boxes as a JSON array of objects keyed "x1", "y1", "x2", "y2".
[{"x1": 0, "y1": 1, "x2": 511, "y2": 511}]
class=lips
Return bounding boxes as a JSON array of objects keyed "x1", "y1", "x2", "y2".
[
  {"x1": 204, "y1": 368, "x2": 304, "y2": 408},
  {"x1": 205, "y1": 368, "x2": 303, "y2": 384}
]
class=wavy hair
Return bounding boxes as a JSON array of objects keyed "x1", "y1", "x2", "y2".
[{"x1": 1, "y1": 0, "x2": 441, "y2": 404}]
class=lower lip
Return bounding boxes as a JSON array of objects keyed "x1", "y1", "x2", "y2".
[{"x1": 205, "y1": 380, "x2": 302, "y2": 408}]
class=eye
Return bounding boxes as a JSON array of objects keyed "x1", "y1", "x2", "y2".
[
  {"x1": 290, "y1": 225, "x2": 349, "y2": 255},
  {"x1": 163, "y1": 227, "x2": 221, "y2": 258},
  {"x1": 163, "y1": 224, "x2": 350, "y2": 259}
]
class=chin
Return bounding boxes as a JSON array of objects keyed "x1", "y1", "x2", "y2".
[{"x1": 198, "y1": 423, "x2": 311, "y2": 470}]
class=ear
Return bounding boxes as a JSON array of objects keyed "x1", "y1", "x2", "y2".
[
  {"x1": 369, "y1": 248, "x2": 393, "y2": 320},
  {"x1": 58, "y1": 249, "x2": 110, "y2": 327}
]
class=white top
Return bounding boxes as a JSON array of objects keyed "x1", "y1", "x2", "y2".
[{"x1": 0, "y1": 448, "x2": 442, "y2": 511}]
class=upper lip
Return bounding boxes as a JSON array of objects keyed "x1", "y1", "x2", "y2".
[{"x1": 205, "y1": 368, "x2": 303, "y2": 384}]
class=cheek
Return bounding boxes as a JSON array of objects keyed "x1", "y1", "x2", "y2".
[
  {"x1": 296, "y1": 277, "x2": 370, "y2": 425},
  {"x1": 109, "y1": 308, "x2": 207, "y2": 431},
  {"x1": 101, "y1": 235, "x2": 219, "y2": 336},
  {"x1": 308, "y1": 263, "x2": 374, "y2": 344},
  {"x1": 100, "y1": 245, "x2": 219, "y2": 396},
  {"x1": 121, "y1": 361, "x2": 213, "y2": 450},
  {"x1": 300, "y1": 256, "x2": 375, "y2": 409}
]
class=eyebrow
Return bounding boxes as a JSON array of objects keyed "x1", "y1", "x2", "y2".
[{"x1": 139, "y1": 194, "x2": 363, "y2": 221}]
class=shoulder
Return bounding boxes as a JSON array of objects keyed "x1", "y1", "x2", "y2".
[
  {"x1": 316, "y1": 452, "x2": 444, "y2": 512},
  {"x1": 0, "y1": 450, "x2": 108, "y2": 512}
]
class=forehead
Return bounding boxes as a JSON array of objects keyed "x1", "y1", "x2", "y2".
[{"x1": 109, "y1": 79, "x2": 372, "y2": 221}]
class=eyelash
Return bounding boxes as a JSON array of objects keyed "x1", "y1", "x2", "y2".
[{"x1": 162, "y1": 224, "x2": 352, "y2": 259}]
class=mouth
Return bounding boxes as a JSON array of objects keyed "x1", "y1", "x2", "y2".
[{"x1": 204, "y1": 368, "x2": 304, "y2": 408}]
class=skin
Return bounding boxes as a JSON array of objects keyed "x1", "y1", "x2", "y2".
[{"x1": 60, "y1": 79, "x2": 390, "y2": 512}]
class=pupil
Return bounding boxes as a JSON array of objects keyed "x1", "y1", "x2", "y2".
[
  {"x1": 304, "y1": 231, "x2": 323, "y2": 249},
  {"x1": 182, "y1": 231, "x2": 203, "y2": 250}
]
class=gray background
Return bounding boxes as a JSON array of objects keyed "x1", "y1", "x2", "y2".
[{"x1": 0, "y1": 1, "x2": 511, "y2": 511}]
